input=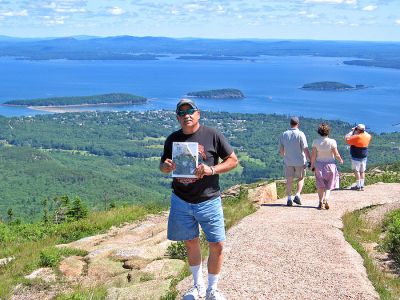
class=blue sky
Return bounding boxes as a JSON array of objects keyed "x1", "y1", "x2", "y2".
[{"x1": 0, "y1": 0, "x2": 399, "y2": 41}]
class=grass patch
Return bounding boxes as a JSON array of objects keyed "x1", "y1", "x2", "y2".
[
  {"x1": 342, "y1": 208, "x2": 400, "y2": 299},
  {"x1": 55, "y1": 286, "x2": 108, "y2": 300}
]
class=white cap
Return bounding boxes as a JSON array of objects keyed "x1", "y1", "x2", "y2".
[{"x1": 356, "y1": 124, "x2": 366, "y2": 131}]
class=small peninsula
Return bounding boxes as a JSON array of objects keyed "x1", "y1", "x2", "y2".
[
  {"x1": 301, "y1": 81, "x2": 366, "y2": 91},
  {"x1": 4, "y1": 93, "x2": 147, "y2": 107},
  {"x1": 187, "y1": 88, "x2": 245, "y2": 99}
]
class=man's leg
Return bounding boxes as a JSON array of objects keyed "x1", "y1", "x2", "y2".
[
  {"x1": 354, "y1": 171, "x2": 361, "y2": 188},
  {"x1": 296, "y1": 176, "x2": 305, "y2": 195},
  {"x1": 185, "y1": 238, "x2": 206, "y2": 298},
  {"x1": 360, "y1": 171, "x2": 365, "y2": 190},
  {"x1": 185, "y1": 237, "x2": 202, "y2": 266},
  {"x1": 207, "y1": 242, "x2": 224, "y2": 291},
  {"x1": 286, "y1": 176, "x2": 294, "y2": 206}
]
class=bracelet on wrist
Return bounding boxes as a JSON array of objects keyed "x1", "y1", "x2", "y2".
[{"x1": 210, "y1": 166, "x2": 216, "y2": 175}]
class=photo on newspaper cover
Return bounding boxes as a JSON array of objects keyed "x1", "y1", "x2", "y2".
[{"x1": 172, "y1": 142, "x2": 198, "y2": 178}]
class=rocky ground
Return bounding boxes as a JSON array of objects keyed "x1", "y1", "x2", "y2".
[{"x1": 178, "y1": 183, "x2": 400, "y2": 300}]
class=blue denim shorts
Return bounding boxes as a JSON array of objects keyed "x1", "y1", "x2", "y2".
[{"x1": 167, "y1": 193, "x2": 226, "y2": 243}]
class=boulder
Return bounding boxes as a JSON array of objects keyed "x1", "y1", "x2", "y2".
[
  {"x1": 59, "y1": 256, "x2": 86, "y2": 278},
  {"x1": 86, "y1": 258, "x2": 126, "y2": 282},
  {"x1": 123, "y1": 258, "x2": 151, "y2": 270},
  {"x1": 24, "y1": 268, "x2": 57, "y2": 283},
  {"x1": 0, "y1": 256, "x2": 15, "y2": 267},
  {"x1": 142, "y1": 259, "x2": 185, "y2": 279},
  {"x1": 106, "y1": 279, "x2": 172, "y2": 300},
  {"x1": 247, "y1": 182, "x2": 277, "y2": 205}
]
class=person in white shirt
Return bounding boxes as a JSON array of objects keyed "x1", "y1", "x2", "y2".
[{"x1": 310, "y1": 123, "x2": 343, "y2": 209}]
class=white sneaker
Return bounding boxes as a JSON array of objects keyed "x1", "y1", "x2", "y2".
[
  {"x1": 183, "y1": 284, "x2": 206, "y2": 299},
  {"x1": 205, "y1": 289, "x2": 226, "y2": 300}
]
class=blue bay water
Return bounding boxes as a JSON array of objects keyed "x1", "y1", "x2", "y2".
[{"x1": 0, "y1": 56, "x2": 399, "y2": 133}]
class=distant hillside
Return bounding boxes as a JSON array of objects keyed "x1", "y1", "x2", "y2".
[
  {"x1": 0, "y1": 36, "x2": 399, "y2": 67},
  {"x1": 4, "y1": 93, "x2": 147, "y2": 106},
  {"x1": 187, "y1": 88, "x2": 245, "y2": 99},
  {"x1": 0, "y1": 111, "x2": 399, "y2": 221}
]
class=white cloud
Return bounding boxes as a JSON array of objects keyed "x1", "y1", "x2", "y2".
[
  {"x1": 306, "y1": 13, "x2": 319, "y2": 18},
  {"x1": 109, "y1": 7, "x2": 125, "y2": 15},
  {"x1": 362, "y1": 5, "x2": 377, "y2": 11},
  {"x1": 54, "y1": 8, "x2": 86, "y2": 13},
  {"x1": 396, "y1": 19, "x2": 400, "y2": 25},
  {"x1": 183, "y1": 4, "x2": 203, "y2": 12},
  {"x1": 0, "y1": 9, "x2": 28, "y2": 17},
  {"x1": 43, "y1": 15, "x2": 69, "y2": 25}
]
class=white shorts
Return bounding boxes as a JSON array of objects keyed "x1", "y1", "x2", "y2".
[{"x1": 351, "y1": 158, "x2": 367, "y2": 172}]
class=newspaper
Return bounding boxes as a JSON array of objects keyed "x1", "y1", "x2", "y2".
[{"x1": 172, "y1": 142, "x2": 198, "y2": 178}]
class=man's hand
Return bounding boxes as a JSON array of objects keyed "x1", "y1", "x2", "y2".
[
  {"x1": 160, "y1": 159, "x2": 176, "y2": 174},
  {"x1": 194, "y1": 164, "x2": 213, "y2": 179}
]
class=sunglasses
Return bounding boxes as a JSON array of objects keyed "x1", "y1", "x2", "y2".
[{"x1": 177, "y1": 108, "x2": 198, "y2": 116}]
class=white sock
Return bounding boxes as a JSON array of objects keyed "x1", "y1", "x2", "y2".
[
  {"x1": 287, "y1": 195, "x2": 292, "y2": 200},
  {"x1": 190, "y1": 265, "x2": 205, "y2": 287},
  {"x1": 295, "y1": 192, "x2": 300, "y2": 197},
  {"x1": 360, "y1": 179, "x2": 365, "y2": 187},
  {"x1": 207, "y1": 273, "x2": 220, "y2": 291},
  {"x1": 357, "y1": 180, "x2": 361, "y2": 187},
  {"x1": 325, "y1": 190, "x2": 331, "y2": 201}
]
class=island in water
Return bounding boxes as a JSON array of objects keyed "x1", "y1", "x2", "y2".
[
  {"x1": 187, "y1": 88, "x2": 245, "y2": 99},
  {"x1": 301, "y1": 81, "x2": 366, "y2": 91},
  {"x1": 3, "y1": 93, "x2": 147, "y2": 112},
  {"x1": 177, "y1": 55, "x2": 243, "y2": 61}
]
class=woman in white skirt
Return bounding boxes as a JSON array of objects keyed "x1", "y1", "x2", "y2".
[{"x1": 310, "y1": 123, "x2": 344, "y2": 209}]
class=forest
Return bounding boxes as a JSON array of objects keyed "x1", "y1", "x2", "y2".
[
  {"x1": 4, "y1": 93, "x2": 147, "y2": 106},
  {"x1": 0, "y1": 110, "x2": 399, "y2": 221}
]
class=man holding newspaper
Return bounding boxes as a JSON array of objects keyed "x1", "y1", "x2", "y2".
[{"x1": 160, "y1": 98, "x2": 238, "y2": 300}]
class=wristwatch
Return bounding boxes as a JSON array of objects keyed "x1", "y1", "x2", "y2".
[{"x1": 210, "y1": 166, "x2": 216, "y2": 175}]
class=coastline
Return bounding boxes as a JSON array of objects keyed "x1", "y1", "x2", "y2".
[{"x1": 5, "y1": 102, "x2": 143, "y2": 113}]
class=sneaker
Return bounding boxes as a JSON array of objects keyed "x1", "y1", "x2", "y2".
[
  {"x1": 287, "y1": 199, "x2": 293, "y2": 206},
  {"x1": 360, "y1": 186, "x2": 365, "y2": 191},
  {"x1": 318, "y1": 201, "x2": 324, "y2": 210},
  {"x1": 324, "y1": 201, "x2": 330, "y2": 210},
  {"x1": 350, "y1": 186, "x2": 361, "y2": 191},
  {"x1": 206, "y1": 289, "x2": 226, "y2": 300},
  {"x1": 293, "y1": 195, "x2": 302, "y2": 205},
  {"x1": 183, "y1": 285, "x2": 206, "y2": 300}
]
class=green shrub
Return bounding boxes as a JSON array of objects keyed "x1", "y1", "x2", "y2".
[
  {"x1": 39, "y1": 247, "x2": 62, "y2": 268},
  {"x1": 166, "y1": 241, "x2": 187, "y2": 260},
  {"x1": 383, "y1": 209, "x2": 400, "y2": 264},
  {"x1": 39, "y1": 247, "x2": 88, "y2": 268}
]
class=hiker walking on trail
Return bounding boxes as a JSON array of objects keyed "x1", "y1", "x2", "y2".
[
  {"x1": 279, "y1": 116, "x2": 311, "y2": 206},
  {"x1": 310, "y1": 123, "x2": 344, "y2": 210},
  {"x1": 345, "y1": 124, "x2": 372, "y2": 191},
  {"x1": 160, "y1": 98, "x2": 238, "y2": 300}
]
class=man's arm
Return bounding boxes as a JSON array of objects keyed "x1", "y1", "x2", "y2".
[
  {"x1": 304, "y1": 147, "x2": 311, "y2": 162},
  {"x1": 195, "y1": 152, "x2": 239, "y2": 178},
  {"x1": 279, "y1": 146, "x2": 285, "y2": 157}
]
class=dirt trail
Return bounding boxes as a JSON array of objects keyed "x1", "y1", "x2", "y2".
[{"x1": 178, "y1": 183, "x2": 400, "y2": 300}]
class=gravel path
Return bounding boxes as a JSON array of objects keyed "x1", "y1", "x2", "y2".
[{"x1": 178, "y1": 183, "x2": 400, "y2": 300}]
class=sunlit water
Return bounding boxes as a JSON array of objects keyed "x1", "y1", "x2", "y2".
[{"x1": 0, "y1": 56, "x2": 399, "y2": 132}]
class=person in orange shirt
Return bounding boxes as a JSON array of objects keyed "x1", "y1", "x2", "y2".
[{"x1": 345, "y1": 124, "x2": 372, "y2": 191}]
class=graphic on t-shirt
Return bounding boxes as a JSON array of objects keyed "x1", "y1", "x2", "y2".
[{"x1": 172, "y1": 142, "x2": 198, "y2": 178}]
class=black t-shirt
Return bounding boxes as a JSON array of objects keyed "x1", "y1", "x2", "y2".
[{"x1": 161, "y1": 125, "x2": 233, "y2": 204}]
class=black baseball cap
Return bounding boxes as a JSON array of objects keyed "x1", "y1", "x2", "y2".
[{"x1": 176, "y1": 98, "x2": 199, "y2": 113}]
